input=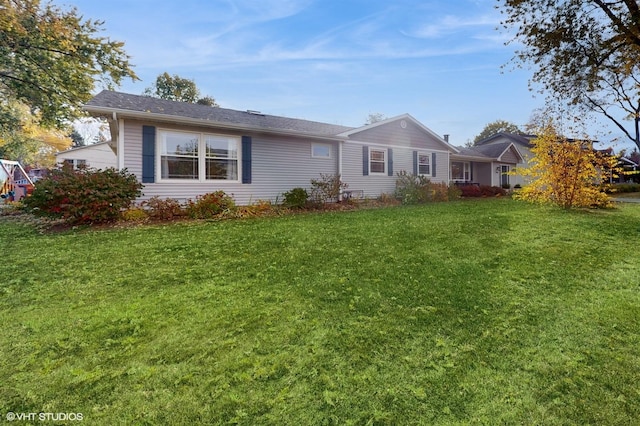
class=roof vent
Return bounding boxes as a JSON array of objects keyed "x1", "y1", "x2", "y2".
[
  {"x1": 246, "y1": 110, "x2": 264, "y2": 116},
  {"x1": 443, "y1": 134, "x2": 450, "y2": 142}
]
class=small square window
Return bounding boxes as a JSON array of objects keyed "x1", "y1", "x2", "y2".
[{"x1": 312, "y1": 143, "x2": 331, "y2": 159}]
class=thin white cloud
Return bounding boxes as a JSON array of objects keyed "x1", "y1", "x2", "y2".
[{"x1": 406, "y1": 14, "x2": 499, "y2": 39}]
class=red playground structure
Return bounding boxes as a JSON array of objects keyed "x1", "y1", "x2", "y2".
[{"x1": 1, "y1": 159, "x2": 34, "y2": 202}]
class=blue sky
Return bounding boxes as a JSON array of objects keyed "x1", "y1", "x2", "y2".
[{"x1": 58, "y1": 0, "x2": 628, "y2": 149}]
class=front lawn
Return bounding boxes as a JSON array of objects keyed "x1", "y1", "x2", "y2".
[{"x1": 1, "y1": 199, "x2": 639, "y2": 424}]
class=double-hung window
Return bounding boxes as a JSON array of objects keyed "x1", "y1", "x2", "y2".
[
  {"x1": 418, "y1": 153, "x2": 431, "y2": 176},
  {"x1": 159, "y1": 130, "x2": 239, "y2": 181},
  {"x1": 369, "y1": 148, "x2": 386, "y2": 174},
  {"x1": 205, "y1": 135, "x2": 238, "y2": 180},
  {"x1": 160, "y1": 131, "x2": 199, "y2": 179}
]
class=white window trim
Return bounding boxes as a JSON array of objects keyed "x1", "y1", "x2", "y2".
[
  {"x1": 417, "y1": 152, "x2": 431, "y2": 177},
  {"x1": 311, "y1": 143, "x2": 332, "y2": 159},
  {"x1": 451, "y1": 161, "x2": 470, "y2": 182},
  {"x1": 156, "y1": 129, "x2": 241, "y2": 183},
  {"x1": 369, "y1": 147, "x2": 387, "y2": 175}
]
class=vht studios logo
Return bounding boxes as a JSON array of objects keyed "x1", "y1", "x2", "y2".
[{"x1": 5, "y1": 412, "x2": 84, "y2": 422}]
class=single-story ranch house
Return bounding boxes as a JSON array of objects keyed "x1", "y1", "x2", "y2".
[{"x1": 84, "y1": 91, "x2": 524, "y2": 204}]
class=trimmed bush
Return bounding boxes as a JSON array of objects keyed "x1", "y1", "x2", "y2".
[
  {"x1": 23, "y1": 166, "x2": 142, "y2": 224},
  {"x1": 459, "y1": 185, "x2": 506, "y2": 198},
  {"x1": 282, "y1": 187, "x2": 309, "y2": 209},
  {"x1": 143, "y1": 196, "x2": 185, "y2": 220},
  {"x1": 186, "y1": 191, "x2": 235, "y2": 219},
  {"x1": 459, "y1": 185, "x2": 482, "y2": 197},
  {"x1": 121, "y1": 207, "x2": 149, "y2": 222}
]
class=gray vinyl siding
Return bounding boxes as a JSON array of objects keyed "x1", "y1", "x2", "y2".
[
  {"x1": 122, "y1": 120, "x2": 338, "y2": 204},
  {"x1": 341, "y1": 142, "x2": 449, "y2": 198},
  {"x1": 473, "y1": 162, "x2": 492, "y2": 186},
  {"x1": 348, "y1": 120, "x2": 447, "y2": 150},
  {"x1": 500, "y1": 147, "x2": 520, "y2": 164}
]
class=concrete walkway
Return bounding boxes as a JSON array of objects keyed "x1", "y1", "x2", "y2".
[{"x1": 611, "y1": 198, "x2": 640, "y2": 203}]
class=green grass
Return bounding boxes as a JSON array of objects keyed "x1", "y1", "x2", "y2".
[{"x1": 1, "y1": 199, "x2": 639, "y2": 424}]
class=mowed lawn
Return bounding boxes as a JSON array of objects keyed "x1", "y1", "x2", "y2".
[{"x1": 1, "y1": 199, "x2": 639, "y2": 424}]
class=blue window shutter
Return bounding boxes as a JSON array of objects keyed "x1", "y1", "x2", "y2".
[
  {"x1": 470, "y1": 162, "x2": 473, "y2": 181},
  {"x1": 362, "y1": 146, "x2": 369, "y2": 176},
  {"x1": 142, "y1": 125, "x2": 156, "y2": 183},
  {"x1": 387, "y1": 149, "x2": 393, "y2": 176},
  {"x1": 413, "y1": 151, "x2": 418, "y2": 175},
  {"x1": 432, "y1": 152, "x2": 437, "y2": 177},
  {"x1": 242, "y1": 136, "x2": 252, "y2": 184}
]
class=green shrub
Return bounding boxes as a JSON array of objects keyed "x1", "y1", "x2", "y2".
[
  {"x1": 395, "y1": 172, "x2": 460, "y2": 204},
  {"x1": 282, "y1": 187, "x2": 309, "y2": 209},
  {"x1": 143, "y1": 196, "x2": 185, "y2": 220},
  {"x1": 310, "y1": 174, "x2": 348, "y2": 204},
  {"x1": 121, "y1": 207, "x2": 149, "y2": 222},
  {"x1": 23, "y1": 167, "x2": 142, "y2": 224},
  {"x1": 186, "y1": 191, "x2": 235, "y2": 219}
]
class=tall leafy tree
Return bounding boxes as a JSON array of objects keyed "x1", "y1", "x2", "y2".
[
  {"x1": 0, "y1": 0, "x2": 138, "y2": 131},
  {"x1": 473, "y1": 119, "x2": 523, "y2": 144},
  {"x1": 499, "y1": 0, "x2": 640, "y2": 150},
  {"x1": 143, "y1": 73, "x2": 219, "y2": 106},
  {"x1": 514, "y1": 118, "x2": 616, "y2": 209},
  {"x1": 365, "y1": 112, "x2": 387, "y2": 125}
]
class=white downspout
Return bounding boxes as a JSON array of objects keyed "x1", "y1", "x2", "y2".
[
  {"x1": 114, "y1": 112, "x2": 125, "y2": 170},
  {"x1": 338, "y1": 140, "x2": 344, "y2": 201}
]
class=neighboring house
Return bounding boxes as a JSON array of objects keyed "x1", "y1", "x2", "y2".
[
  {"x1": 55, "y1": 141, "x2": 117, "y2": 170},
  {"x1": 83, "y1": 91, "x2": 523, "y2": 204},
  {"x1": 615, "y1": 156, "x2": 639, "y2": 183}
]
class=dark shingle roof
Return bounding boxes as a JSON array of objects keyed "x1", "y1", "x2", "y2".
[
  {"x1": 475, "y1": 132, "x2": 535, "y2": 148},
  {"x1": 85, "y1": 90, "x2": 354, "y2": 137},
  {"x1": 456, "y1": 142, "x2": 516, "y2": 159}
]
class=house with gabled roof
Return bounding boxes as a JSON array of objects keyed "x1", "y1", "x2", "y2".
[{"x1": 83, "y1": 91, "x2": 522, "y2": 203}]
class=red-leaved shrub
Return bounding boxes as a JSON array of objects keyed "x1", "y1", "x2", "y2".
[{"x1": 23, "y1": 166, "x2": 142, "y2": 224}]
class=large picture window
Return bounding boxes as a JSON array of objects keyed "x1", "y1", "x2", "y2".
[
  {"x1": 369, "y1": 148, "x2": 386, "y2": 174},
  {"x1": 159, "y1": 130, "x2": 239, "y2": 181},
  {"x1": 451, "y1": 161, "x2": 470, "y2": 181}
]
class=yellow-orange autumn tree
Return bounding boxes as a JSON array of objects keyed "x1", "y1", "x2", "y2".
[
  {"x1": 0, "y1": 101, "x2": 71, "y2": 166},
  {"x1": 514, "y1": 120, "x2": 616, "y2": 209}
]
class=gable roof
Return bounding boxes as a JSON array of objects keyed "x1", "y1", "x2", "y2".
[
  {"x1": 454, "y1": 142, "x2": 524, "y2": 163},
  {"x1": 475, "y1": 132, "x2": 536, "y2": 148},
  {"x1": 338, "y1": 114, "x2": 460, "y2": 153},
  {"x1": 84, "y1": 90, "x2": 354, "y2": 139},
  {"x1": 55, "y1": 141, "x2": 113, "y2": 155}
]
